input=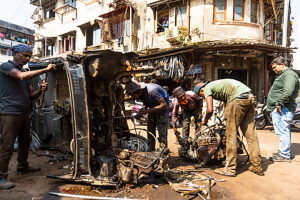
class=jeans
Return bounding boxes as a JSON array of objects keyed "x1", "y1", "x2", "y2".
[
  {"x1": 272, "y1": 107, "x2": 294, "y2": 158},
  {"x1": 147, "y1": 109, "x2": 168, "y2": 151},
  {"x1": 182, "y1": 110, "x2": 200, "y2": 137}
]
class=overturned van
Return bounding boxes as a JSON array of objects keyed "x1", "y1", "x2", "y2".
[{"x1": 29, "y1": 50, "x2": 168, "y2": 186}]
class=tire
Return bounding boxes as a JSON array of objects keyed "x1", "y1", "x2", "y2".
[
  {"x1": 119, "y1": 131, "x2": 149, "y2": 152},
  {"x1": 255, "y1": 117, "x2": 267, "y2": 130}
]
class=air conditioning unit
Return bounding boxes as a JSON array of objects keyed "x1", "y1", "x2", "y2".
[{"x1": 33, "y1": 14, "x2": 42, "y2": 23}]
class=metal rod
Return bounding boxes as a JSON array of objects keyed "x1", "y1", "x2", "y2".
[
  {"x1": 282, "y1": 0, "x2": 290, "y2": 47},
  {"x1": 49, "y1": 192, "x2": 145, "y2": 200}
]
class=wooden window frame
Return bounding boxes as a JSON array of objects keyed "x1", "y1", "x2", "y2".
[
  {"x1": 233, "y1": 0, "x2": 244, "y2": 21},
  {"x1": 250, "y1": 0, "x2": 258, "y2": 23},
  {"x1": 214, "y1": 0, "x2": 227, "y2": 22}
]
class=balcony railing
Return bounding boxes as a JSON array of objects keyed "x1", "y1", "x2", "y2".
[{"x1": 30, "y1": 0, "x2": 56, "y2": 6}]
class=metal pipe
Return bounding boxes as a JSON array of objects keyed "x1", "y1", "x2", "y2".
[
  {"x1": 130, "y1": 6, "x2": 132, "y2": 52},
  {"x1": 49, "y1": 192, "x2": 145, "y2": 200},
  {"x1": 282, "y1": 0, "x2": 290, "y2": 47},
  {"x1": 264, "y1": 53, "x2": 267, "y2": 98}
]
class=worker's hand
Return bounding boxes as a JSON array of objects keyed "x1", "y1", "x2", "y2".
[
  {"x1": 201, "y1": 120, "x2": 208, "y2": 126},
  {"x1": 40, "y1": 82, "x2": 48, "y2": 91},
  {"x1": 139, "y1": 107, "x2": 147, "y2": 115},
  {"x1": 46, "y1": 64, "x2": 56, "y2": 71},
  {"x1": 173, "y1": 127, "x2": 177, "y2": 133},
  {"x1": 276, "y1": 106, "x2": 282, "y2": 115}
]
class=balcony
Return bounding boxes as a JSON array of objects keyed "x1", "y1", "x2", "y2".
[{"x1": 0, "y1": 37, "x2": 27, "y2": 48}]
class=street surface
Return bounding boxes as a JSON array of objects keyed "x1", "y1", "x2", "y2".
[{"x1": 0, "y1": 125, "x2": 300, "y2": 200}]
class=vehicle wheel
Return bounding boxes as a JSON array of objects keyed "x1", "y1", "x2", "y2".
[
  {"x1": 119, "y1": 131, "x2": 149, "y2": 152},
  {"x1": 255, "y1": 118, "x2": 267, "y2": 130}
]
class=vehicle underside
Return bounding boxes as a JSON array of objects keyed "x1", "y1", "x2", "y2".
[{"x1": 31, "y1": 50, "x2": 168, "y2": 186}]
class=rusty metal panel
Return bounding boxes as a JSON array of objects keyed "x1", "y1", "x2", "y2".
[{"x1": 65, "y1": 61, "x2": 91, "y2": 176}]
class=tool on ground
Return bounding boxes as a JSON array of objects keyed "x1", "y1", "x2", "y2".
[
  {"x1": 207, "y1": 178, "x2": 211, "y2": 200},
  {"x1": 202, "y1": 172, "x2": 226, "y2": 182},
  {"x1": 197, "y1": 192, "x2": 206, "y2": 200}
]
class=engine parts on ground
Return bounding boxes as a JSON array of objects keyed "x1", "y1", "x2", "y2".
[{"x1": 174, "y1": 122, "x2": 226, "y2": 166}]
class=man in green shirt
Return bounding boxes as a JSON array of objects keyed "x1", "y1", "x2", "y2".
[
  {"x1": 267, "y1": 56, "x2": 299, "y2": 162},
  {"x1": 194, "y1": 79, "x2": 263, "y2": 177}
]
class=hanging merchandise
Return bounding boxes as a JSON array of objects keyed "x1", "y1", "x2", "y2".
[
  {"x1": 144, "y1": 55, "x2": 185, "y2": 80},
  {"x1": 187, "y1": 64, "x2": 202, "y2": 75}
]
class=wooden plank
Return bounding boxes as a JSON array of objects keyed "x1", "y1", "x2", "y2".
[{"x1": 271, "y1": 0, "x2": 278, "y2": 20}]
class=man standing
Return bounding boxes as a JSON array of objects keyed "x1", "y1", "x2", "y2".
[
  {"x1": 172, "y1": 86, "x2": 203, "y2": 137},
  {"x1": 267, "y1": 56, "x2": 299, "y2": 161},
  {"x1": 125, "y1": 80, "x2": 169, "y2": 151},
  {"x1": 0, "y1": 44, "x2": 56, "y2": 189},
  {"x1": 194, "y1": 79, "x2": 263, "y2": 177}
]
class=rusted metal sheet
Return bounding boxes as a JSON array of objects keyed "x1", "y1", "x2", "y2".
[{"x1": 65, "y1": 61, "x2": 91, "y2": 176}]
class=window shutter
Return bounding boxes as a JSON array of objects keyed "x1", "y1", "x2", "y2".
[{"x1": 169, "y1": 7, "x2": 176, "y2": 28}]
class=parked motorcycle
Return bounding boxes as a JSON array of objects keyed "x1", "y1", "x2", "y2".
[{"x1": 255, "y1": 104, "x2": 300, "y2": 130}]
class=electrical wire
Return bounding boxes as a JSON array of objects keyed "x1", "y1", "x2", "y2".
[{"x1": 9, "y1": 0, "x2": 27, "y2": 22}]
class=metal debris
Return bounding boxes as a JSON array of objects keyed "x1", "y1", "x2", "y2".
[{"x1": 49, "y1": 191, "x2": 146, "y2": 200}]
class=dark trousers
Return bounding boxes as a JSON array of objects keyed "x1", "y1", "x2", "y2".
[
  {"x1": 182, "y1": 110, "x2": 200, "y2": 137},
  {"x1": 147, "y1": 109, "x2": 168, "y2": 151},
  {"x1": 0, "y1": 114, "x2": 30, "y2": 179},
  {"x1": 224, "y1": 96, "x2": 262, "y2": 173}
]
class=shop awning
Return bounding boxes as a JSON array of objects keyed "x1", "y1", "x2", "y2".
[{"x1": 138, "y1": 40, "x2": 294, "y2": 61}]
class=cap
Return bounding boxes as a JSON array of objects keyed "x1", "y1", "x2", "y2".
[
  {"x1": 172, "y1": 86, "x2": 185, "y2": 98},
  {"x1": 194, "y1": 82, "x2": 209, "y2": 95},
  {"x1": 125, "y1": 80, "x2": 145, "y2": 94}
]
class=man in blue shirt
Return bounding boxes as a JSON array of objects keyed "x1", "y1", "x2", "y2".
[
  {"x1": 125, "y1": 80, "x2": 169, "y2": 151},
  {"x1": 0, "y1": 44, "x2": 56, "y2": 190}
]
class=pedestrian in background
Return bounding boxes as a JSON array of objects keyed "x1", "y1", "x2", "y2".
[
  {"x1": 194, "y1": 79, "x2": 263, "y2": 177},
  {"x1": 125, "y1": 80, "x2": 169, "y2": 151},
  {"x1": 0, "y1": 44, "x2": 56, "y2": 190},
  {"x1": 267, "y1": 56, "x2": 299, "y2": 162}
]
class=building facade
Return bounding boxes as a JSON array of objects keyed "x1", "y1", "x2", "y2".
[
  {"x1": 30, "y1": 0, "x2": 292, "y2": 100},
  {"x1": 0, "y1": 19, "x2": 34, "y2": 60}
]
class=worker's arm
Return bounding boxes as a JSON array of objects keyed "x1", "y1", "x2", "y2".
[
  {"x1": 172, "y1": 100, "x2": 180, "y2": 132},
  {"x1": 9, "y1": 64, "x2": 55, "y2": 80},
  {"x1": 28, "y1": 82, "x2": 48, "y2": 100},
  {"x1": 202, "y1": 96, "x2": 213, "y2": 125},
  {"x1": 145, "y1": 97, "x2": 168, "y2": 114}
]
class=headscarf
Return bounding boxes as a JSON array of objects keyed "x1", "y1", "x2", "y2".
[{"x1": 11, "y1": 44, "x2": 32, "y2": 54}]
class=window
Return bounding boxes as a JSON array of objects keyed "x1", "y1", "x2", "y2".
[
  {"x1": 251, "y1": 0, "x2": 257, "y2": 23},
  {"x1": 234, "y1": 0, "x2": 244, "y2": 21},
  {"x1": 157, "y1": 10, "x2": 169, "y2": 33},
  {"x1": 214, "y1": 0, "x2": 227, "y2": 21},
  {"x1": 177, "y1": 6, "x2": 186, "y2": 26},
  {"x1": 43, "y1": 1, "x2": 55, "y2": 20},
  {"x1": 65, "y1": 0, "x2": 76, "y2": 7},
  {"x1": 59, "y1": 34, "x2": 76, "y2": 53},
  {"x1": 156, "y1": 6, "x2": 186, "y2": 33},
  {"x1": 86, "y1": 24, "x2": 101, "y2": 46}
]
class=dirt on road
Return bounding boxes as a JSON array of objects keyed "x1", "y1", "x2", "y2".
[{"x1": 1, "y1": 126, "x2": 300, "y2": 200}]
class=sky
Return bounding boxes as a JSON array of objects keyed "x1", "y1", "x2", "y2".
[{"x1": 0, "y1": 0, "x2": 299, "y2": 67}]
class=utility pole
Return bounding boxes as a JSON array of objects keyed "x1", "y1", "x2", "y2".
[{"x1": 282, "y1": 0, "x2": 290, "y2": 47}]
